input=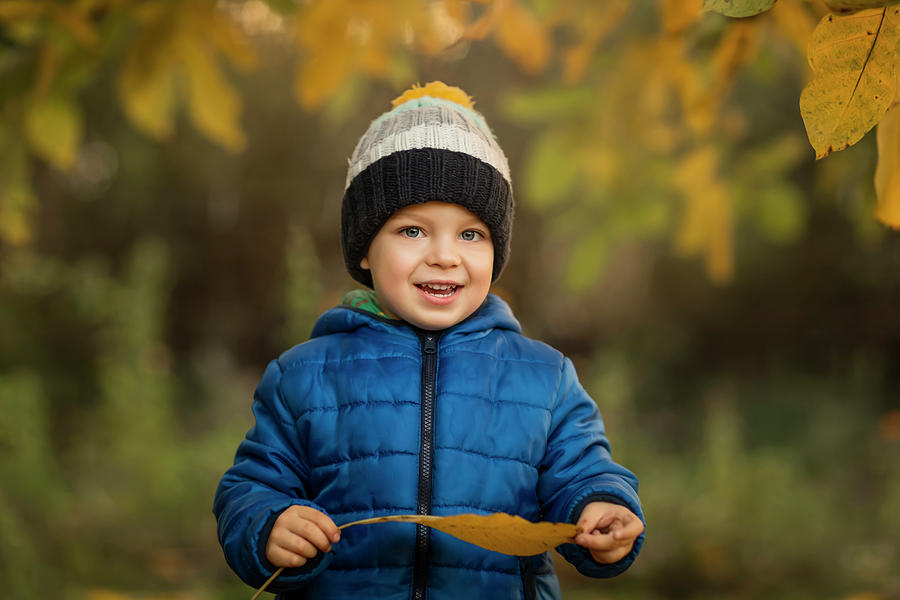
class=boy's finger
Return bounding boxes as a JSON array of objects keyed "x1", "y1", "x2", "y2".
[
  {"x1": 575, "y1": 530, "x2": 616, "y2": 551},
  {"x1": 581, "y1": 511, "x2": 618, "y2": 535},
  {"x1": 295, "y1": 507, "x2": 341, "y2": 543},
  {"x1": 281, "y1": 535, "x2": 320, "y2": 560},
  {"x1": 287, "y1": 519, "x2": 333, "y2": 553},
  {"x1": 269, "y1": 545, "x2": 309, "y2": 568},
  {"x1": 612, "y1": 517, "x2": 645, "y2": 540}
]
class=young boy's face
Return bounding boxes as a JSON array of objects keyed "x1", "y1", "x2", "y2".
[{"x1": 360, "y1": 201, "x2": 494, "y2": 330}]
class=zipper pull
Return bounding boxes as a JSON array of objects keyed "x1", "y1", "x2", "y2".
[{"x1": 423, "y1": 334, "x2": 437, "y2": 354}]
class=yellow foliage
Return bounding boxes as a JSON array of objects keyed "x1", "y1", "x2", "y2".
[
  {"x1": 24, "y1": 93, "x2": 83, "y2": 170},
  {"x1": 874, "y1": 102, "x2": 900, "y2": 228},
  {"x1": 293, "y1": 0, "x2": 432, "y2": 109},
  {"x1": 659, "y1": 0, "x2": 704, "y2": 34},
  {"x1": 0, "y1": 140, "x2": 34, "y2": 246},
  {"x1": 179, "y1": 33, "x2": 246, "y2": 152},
  {"x1": 771, "y1": 0, "x2": 819, "y2": 56},
  {"x1": 799, "y1": 8, "x2": 900, "y2": 158},
  {"x1": 562, "y1": 1, "x2": 630, "y2": 84},
  {"x1": 116, "y1": 1, "x2": 251, "y2": 151},
  {"x1": 117, "y1": 19, "x2": 178, "y2": 141},
  {"x1": 712, "y1": 20, "x2": 760, "y2": 93},
  {"x1": 674, "y1": 146, "x2": 734, "y2": 283},
  {"x1": 495, "y1": 0, "x2": 551, "y2": 74}
]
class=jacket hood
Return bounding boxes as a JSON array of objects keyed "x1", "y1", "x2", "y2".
[{"x1": 310, "y1": 293, "x2": 522, "y2": 340}]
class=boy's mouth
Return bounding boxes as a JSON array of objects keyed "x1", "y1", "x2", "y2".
[{"x1": 416, "y1": 283, "x2": 460, "y2": 298}]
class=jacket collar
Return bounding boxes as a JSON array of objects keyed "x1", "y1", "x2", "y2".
[{"x1": 310, "y1": 293, "x2": 521, "y2": 340}]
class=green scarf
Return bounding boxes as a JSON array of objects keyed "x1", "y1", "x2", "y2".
[{"x1": 342, "y1": 289, "x2": 387, "y2": 317}]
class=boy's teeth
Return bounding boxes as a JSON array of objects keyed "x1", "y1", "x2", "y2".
[{"x1": 419, "y1": 283, "x2": 457, "y2": 296}]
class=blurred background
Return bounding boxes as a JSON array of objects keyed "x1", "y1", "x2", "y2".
[{"x1": 1, "y1": 0, "x2": 899, "y2": 598}]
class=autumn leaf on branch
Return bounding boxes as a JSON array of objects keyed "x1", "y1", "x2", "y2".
[{"x1": 799, "y1": 8, "x2": 900, "y2": 159}]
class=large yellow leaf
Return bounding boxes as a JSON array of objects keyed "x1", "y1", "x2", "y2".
[
  {"x1": 799, "y1": 8, "x2": 900, "y2": 158},
  {"x1": 250, "y1": 512, "x2": 581, "y2": 600},
  {"x1": 340, "y1": 513, "x2": 581, "y2": 556},
  {"x1": 874, "y1": 102, "x2": 900, "y2": 227},
  {"x1": 24, "y1": 93, "x2": 83, "y2": 170}
]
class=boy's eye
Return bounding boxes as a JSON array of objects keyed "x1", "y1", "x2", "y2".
[
  {"x1": 401, "y1": 227, "x2": 422, "y2": 238},
  {"x1": 460, "y1": 230, "x2": 484, "y2": 241}
]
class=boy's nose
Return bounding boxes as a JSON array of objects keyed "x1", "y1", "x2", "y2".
[{"x1": 426, "y1": 238, "x2": 461, "y2": 268}]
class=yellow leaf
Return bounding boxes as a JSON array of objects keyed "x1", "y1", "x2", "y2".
[
  {"x1": 462, "y1": 0, "x2": 505, "y2": 41},
  {"x1": 33, "y1": 40, "x2": 64, "y2": 99},
  {"x1": 0, "y1": 139, "x2": 34, "y2": 245},
  {"x1": 799, "y1": 8, "x2": 900, "y2": 158},
  {"x1": 49, "y1": 3, "x2": 99, "y2": 47},
  {"x1": 674, "y1": 58, "x2": 718, "y2": 136},
  {"x1": 117, "y1": 20, "x2": 178, "y2": 140},
  {"x1": 712, "y1": 21, "x2": 759, "y2": 92},
  {"x1": 659, "y1": 0, "x2": 704, "y2": 34},
  {"x1": 416, "y1": 0, "x2": 469, "y2": 54},
  {"x1": 250, "y1": 512, "x2": 581, "y2": 600},
  {"x1": 191, "y1": 2, "x2": 258, "y2": 71},
  {"x1": 179, "y1": 34, "x2": 246, "y2": 152},
  {"x1": 293, "y1": 1, "x2": 356, "y2": 109},
  {"x1": 24, "y1": 93, "x2": 83, "y2": 170},
  {"x1": 674, "y1": 147, "x2": 734, "y2": 283},
  {"x1": 340, "y1": 513, "x2": 581, "y2": 556},
  {"x1": 495, "y1": 0, "x2": 551, "y2": 74},
  {"x1": 561, "y1": 2, "x2": 629, "y2": 84},
  {"x1": 874, "y1": 102, "x2": 900, "y2": 227},
  {"x1": 0, "y1": 1, "x2": 49, "y2": 20},
  {"x1": 295, "y1": 42, "x2": 355, "y2": 109}
]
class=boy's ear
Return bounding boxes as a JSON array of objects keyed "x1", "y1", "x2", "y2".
[{"x1": 360, "y1": 256, "x2": 370, "y2": 270}]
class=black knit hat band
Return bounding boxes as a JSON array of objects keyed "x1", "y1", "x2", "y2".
[{"x1": 342, "y1": 148, "x2": 512, "y2": 288}]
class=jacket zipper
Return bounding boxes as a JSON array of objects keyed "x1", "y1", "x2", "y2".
[{"x1": 412, "y1": 331, "x2": 439, "y2": 600}]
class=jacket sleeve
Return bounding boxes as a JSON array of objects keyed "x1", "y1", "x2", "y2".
[
  {"x1": 537, "y1": 357, "x2": 645, "y2": 578},
  {"x1": 212, "y1": 359, "x2": 334, "y2": 591}
]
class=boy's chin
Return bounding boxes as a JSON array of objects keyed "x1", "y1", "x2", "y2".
[{"x1": 401, "y1": 306, "x2": 478, "y2": 331}]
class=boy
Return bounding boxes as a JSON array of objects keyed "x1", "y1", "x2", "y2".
[{"x1": 214, "y1": 82, "x2": 644, "y2": 599}]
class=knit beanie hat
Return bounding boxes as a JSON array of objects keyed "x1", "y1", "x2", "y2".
[{"x1": 342, "y1": 82, "x2": 514, "y2": 288}]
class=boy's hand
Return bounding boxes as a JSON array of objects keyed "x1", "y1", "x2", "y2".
[
  {"x1": 265, "y1": 505, "x2": 341, "y2": 568},
  {"x1": 574, "y1": 501, "x2": 644, "y2": 564}
]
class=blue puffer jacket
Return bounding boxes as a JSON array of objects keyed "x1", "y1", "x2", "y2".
[{"x1": 214, "y1": 294, "x2": 644, "y2": 599}]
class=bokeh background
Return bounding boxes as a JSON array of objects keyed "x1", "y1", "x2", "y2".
[{"x1": 2, "y1": 1, "x2": 899, "y2": 598}]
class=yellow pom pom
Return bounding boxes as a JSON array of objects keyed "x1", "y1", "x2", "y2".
[{"x1": 391, "y1": 81, "x2": 475, "y2": 110}]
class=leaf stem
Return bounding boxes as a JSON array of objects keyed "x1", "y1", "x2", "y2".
[{"x1": 250, "y1": 567, "x2": 284, "y2": 600}]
